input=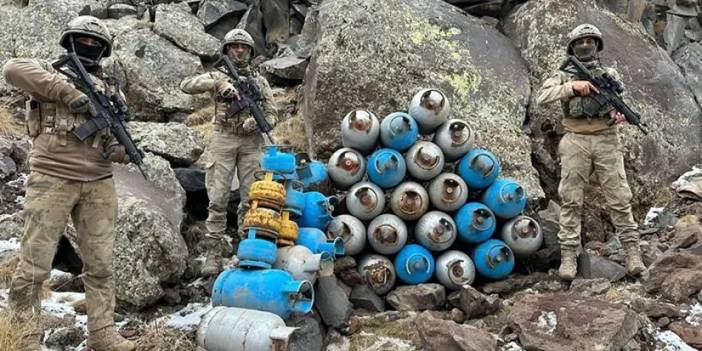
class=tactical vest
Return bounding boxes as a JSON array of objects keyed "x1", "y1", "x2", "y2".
[
  {"x1": 561, "y1": 66, "x2": 613, "y2": 120},
  {"x1": 212, "y1": 72, "x2": 263, "y2": 136}
]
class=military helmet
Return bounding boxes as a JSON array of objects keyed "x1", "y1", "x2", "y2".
[
  {"x1": 221, "y1": 29, "x2": 255, "y2": 55},
  {"x1": 566, "y1": 24, "x2": 604, "y2": 55},
  {"x1": 59, "y1": 16, "x2": 112, "y2": 57}
]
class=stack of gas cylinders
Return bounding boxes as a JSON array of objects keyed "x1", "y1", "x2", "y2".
[
  {"x1": 199, "y1": 146, "x2": 343, "y2": 351},
  {"x1": 325, "y1": 88, "x2": 544, "y2": 296}
]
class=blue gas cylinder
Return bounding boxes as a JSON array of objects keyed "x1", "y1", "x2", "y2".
[
  {"x1": 480, "y1": 178, "x2": 527, "y2": 219},
  {"x1": 296, "y1": 227, "x2": 344, "y2": 258},
  {"x1": 236, "y1": 232, "x2": 278, "y2": 269},
  {"x1": 260, "y1": 145, "x2": 297, "y2": 179},
  {"x1": 297, "y1": 192, "x2": 336, "y2": 230},
  {"x1": 379, "y1": 112, "x2": 419, "y2": 152},
  {"x1": 212, "y1": 268, "x2": 314, "y2": 318},
  {"x1": 298, "y1": 158, "x2": 330, "y2": 193},
  {"x1": 394, "y1": 244, "x2": 435, "y2": 285},
  {"x1": 457, "y1": 148, "x2": 501, "y2": 190},
  {"x1": 454, "y1": 202, "x2": 496, "y2": 244},
  {"x1": 471, "y1": 239, "x2": 515, "y2": 280},
  {"x1": 367, "y1": 148, "x2": 406, "y2": 189},
  {"x1": 284, "y1": 180, "x2": 306, "y2": 217}
]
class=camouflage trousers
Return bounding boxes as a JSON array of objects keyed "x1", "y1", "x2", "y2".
[
  {"x1": 204, "y1": 130, "x2": 263, "y2": 238},
  {"x1": 557, "y1": 132, "x2": 639, "y2": 250},
  {"x1": 9, "y1": 172, "x2": 118, "y2": 333}
]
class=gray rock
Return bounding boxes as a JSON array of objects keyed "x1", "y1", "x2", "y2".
[
  {"x1": 675, "y1": 42, "x2": 702, "y2": 120},
  {"x1": 503, "y1": 0, "x2": 702, "y2": 217},
  {"x1": 10, "y1": 139, "x2": 30, "y2": 172},
  {"x1": 49, "y1": 269, "x2": 83, "y2": 292},
  {"x1": 479, "y1": 272, "x2": 550, "y2": 295},
  {"x1": 508, "y1": 293, "x2": 640, "y2": 351},
  {"x1": 644, "y1": 244, "x2": 702, "y2": 303},
  {"x1": 196, "y1": 0, "x2": 247, "y2": 28},
  {"x1": 415, "y1": 311, "x2": 498, "y2": 351},
  {"x1": 349, "y1": 284, "x2": 386, "y2": 312},
  {"x1": 206, "y1": 15, "x2": 242, "y2": 40},
  {"x1": 261, "y1": 0, "x2": 290, "y2": 46},
  {"x1": 668, "y1": 321, "x2": 702, "y2": 349},
  {"x1": 45, "y1": 326, "x2": 83, "y2": 350},
  {"x1": 448, "y1": 285, "x2": 501, "y2": 319},
  {"x1": 578, "y1": 254, "x2": 627, "y2": 282},
  {"x1": 0, "y1": 5, "x2": 20, "y2": 93},
  {"x1": 153, "y1": 2, "x2": 220, "y2": 59},
  {"x1": 127, "y1": 121, "x2": 204, "y2": 166},
  {"x1": 174, "y1": 168, "x2": 206, "y2": 192},
  {"x1": 107, "y1": 3, "x2": 137, "y2": 19},
  {"x1": 0, "y1": 155, "x2": 16, "y2": 179},
  {"x1": 107, "y1": 17, "x2": 208, "y2": 118},
  {"x1": 284, "y1": 4, "x2": 320, "y2": 59},
  {"x1": 569, "y1": 278, "x2": 611, "y2": 296},
  {"x1": 260, "y1": 56, "x2": 308, "y2": 81},
  {"x1": 89, "y1": 153, "x2": 188, "y2": 309},
  {"x1": 386, "y1": 284, "x2": 446, "y2": 312},
  {"x1": 315, "y1": 275, "x2": 352, "y2": 328},
  {"x1": 630, "y1": 298, "x2": 686, "y2": 319},
  {"x1": 303, "y1": 0, "x2": 543, "y2": 202},
  {"x1": 237, "y1": 2, "x2": 267, "y2": 56},
  {"x1": 0, "y1": 213, "x2": 23, "y2": 240},
  {"x1": 288, "y1": 315, "x2": 324, "y2": 351}
]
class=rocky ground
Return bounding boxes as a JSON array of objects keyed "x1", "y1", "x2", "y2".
[{"x1": 1, "y1": 0, "x2": 702, "y2": 350}]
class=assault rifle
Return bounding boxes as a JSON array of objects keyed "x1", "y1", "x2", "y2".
[
  {"x1": 559, "y1": 55, "x2": 648, "y2": 135},
  {"x1": 52, "y1": 53, "x2": 148, "y2": 179},
  {"x1": 213, "y1": 55, "x2": 274, "y2": 145}
]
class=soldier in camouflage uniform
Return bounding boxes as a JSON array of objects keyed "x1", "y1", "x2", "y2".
[
  {"x1": 2, "y1": 16, "x2": 135, "y2": 351},
  {"x1": 180, "y1": 29, "x2": 278, "y2": 276},
  {"x1": 536, "y1": 24, "x2": 646, "y2": 280}
]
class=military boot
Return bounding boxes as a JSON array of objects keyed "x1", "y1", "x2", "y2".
[
  {"x1": 201, "y1": 236, "x2": 224, "y2": 277},
  {"x1": 558, "y1": 249, "x2": 578, "y2": 280},
  {"x1": 623, "y1": 242, "x2": 646, "y2": 276},
  {"x1": 87, "y1": 327, "x2": 136, "y2": 351}
]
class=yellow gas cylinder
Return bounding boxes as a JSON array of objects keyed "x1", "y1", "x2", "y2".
[
  {"x1": 242, "y1": 202, "x2": 282, "y2": 240},
  {"x1": 249, "y1": 172, "x2": 286, "y2": 210},
  {"x1": 277, "y1": 210, "x2": 299, "y2": 247}
]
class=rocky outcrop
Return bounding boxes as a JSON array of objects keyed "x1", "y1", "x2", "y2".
[
  {"x1": 128, "y1": 121, "x2": 205, "y2": 166},
  {"x1": 508, "y1": 293, "x2": 640, "y2": 351},
  {"x1": 153, "y1": 2, "x2": 220, "y2": 59},
  {"x1": 415, "y1": 311, "x2": 498, "y2": 351},
  {"x1": 303, "y1": 0, "x2": 543, "y2": 201},
  {"x1": 503, "y1": 0, "x2": 702, "y2": 214},
  {"x1": 106, "y1": 17, "x2": 208, "y2": 120}
]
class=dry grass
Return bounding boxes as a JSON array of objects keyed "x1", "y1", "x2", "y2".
[
  {"x1": 186, "y1": 105, "x2": 214, "y2": 145},
  {"x1": 0, "y1": 105, "x2": 24, "y2": 138},
  {"x1": 272, "y1": 113, "x2": 308, "y2": 153},
  {"x1": 0, "y1": 308, "x2": 41, "y2": 351},
  {"x1": 0, "y1": 253, "x2": 19, "y2": 288},
  {"x1": 135, "y1": 321, "x2": 198, "y2": 351}
]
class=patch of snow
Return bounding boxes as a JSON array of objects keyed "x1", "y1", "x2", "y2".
[
  {"x1": 160, "y1": 302, "x2": 213, "y2": 331},
  {"x1": 6, "y1": 173, "x2": 28, "y2": 188},
  {"x1": 685, "y1": 303, "x2": 702, "y2": 327},
  {"x1": 646, "y1": 325, "x2": 697, "y2": 351},
  {"x1": 501, "y1": 342, "x2": 524, "y2": 351},
  {"x1": 536, "y1": 311, "x2": 557, "y2": 335},
  {"x1": 42, "y1": 292, "x2": 85, "y2": 318},
  {"x1": 0, "y1": 238, "x2": 20, "y2": 253},
  {"x1": 14, "y1": 196, "x2": 25, "y2": 205},
  {"x1": 644, "y1": 207, "x2": 665, "y2": 226}
]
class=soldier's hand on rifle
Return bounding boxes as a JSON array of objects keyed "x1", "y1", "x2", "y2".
[
  {"x1": 609, "y1": 110, "x2": 626, "y2": 124},
  {"x1": 215, "y1": 81, "x2": 240, "y2": 100},
  {"x1": 63, "y1": 90, "x2": 97, "y2": 116},
  {"x1": 571, "y1": 80, "x2": 599, "y2": 96},
  {"x1": 242, "y1": 117, "x2": 258, "y2": 134}
]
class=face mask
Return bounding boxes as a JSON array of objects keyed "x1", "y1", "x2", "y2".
[
  {"x1": 71, "y1": 38, "x2": 105, "y2": 71},
  {"x1": 572, "y1": 41, "x2": 597, "y2": 61},
  {"x1": 227, "y1": 46, "x2": 251, "y2": 68}
]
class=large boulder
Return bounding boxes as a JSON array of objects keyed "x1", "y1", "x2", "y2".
[
  {"x1": 153, "y1": 2, "x2": 220, "y2": 59},
  {"x1": 302, "y1": 0, "x2": 543, "y2": 201},
  {"x1": 106, "y1": 17, "x2": 208, "y2": 120},
  {"x1": 65, "y1": 153, "x2": 188, "y2": 309},
  {"x1": 503, "y1": 0, "x2": 702, "y2": 214},
  {"x1": 674, "y1": 42, "x2": 702, "y2": 109},
  {"x1": 644, "y1": 244, "x2": 702, "y2": 303},
  {"x1": 128, "y1": 121, "x2": 205, "y2": 166},
  {"x1": 0, "y1": 4, "x2": 20, "y2": 94},
  {"x1": 415, "y1": 311, "x2": 498, "y2": 351},
  {"x1": 508, "y1": 293, "x2": 640, "y2": 351},
  {"x1": 196, "y1": 0, "x2": 247, "y2": 28}
]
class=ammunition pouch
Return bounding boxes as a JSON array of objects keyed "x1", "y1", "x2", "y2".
[
  {"x1": 24, "y1": 99, "x2": 104, "y2": 148},
  {"x1": 563, "y1": 96, "x2": 611, "y2": 119}
]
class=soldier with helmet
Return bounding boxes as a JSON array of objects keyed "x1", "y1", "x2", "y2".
[
  {"x1": 180, "y1": 29, "x2": 278, "y2": 276},
  {"x1": 536, "y1": 24, "x2": 647, "y2": 280},
  {"x1": 2, "y1": 16, "x2": 135, "y2": 351}
]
